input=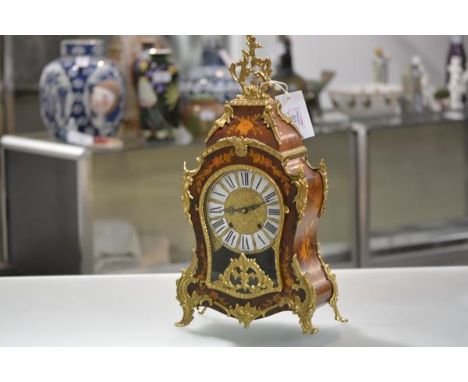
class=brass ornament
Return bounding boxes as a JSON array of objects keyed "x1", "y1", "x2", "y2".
[
  {"x1": 228, "y1": 302, "x2": 264, "y2": 328},
  {"x1": 175, "y1": 250, "x2": 212, "y2": 327},
  {"x1": 285, "y1": 164, "x2": 308, "y2": 220},
  {"x1": 318, "y1": 159, "x2": 329, "y2": 216},
  {"x1": 294, "y1": 167, "x2": 309, "y2": 220},
  {"x1": 230, "y1": 98, "x2": 270, "y2": 107},
  {"x1": 261, "y1": 103, "x2": 281, "y2": 143},
  {"x1": 182, "y1": 162, "x2": 195, "y2": 224},
  {"x1": 205, "y1": 102, "x2": 234, "y2": 142},
  {"x1": 229, "y1": 35, "x2": 272, "y2": 99},
  {"x1": 232, "y1": 136, "x2": 248, "y2": 157},
  {"x1": 317, "y1": 243, "x2": 348, "y2": 323},
  {"x1": 175, "y1": 253, "x2": 320, "y2": 332},
  {"x1": 212, "y1": 253, "x2": 275, "y2": 298},
  {"x1": 289, "y1": 254, "x2": 318, "y2": 334},
  {"x1": 275, "y1": 99, "x2": 302, "y2": 137}
]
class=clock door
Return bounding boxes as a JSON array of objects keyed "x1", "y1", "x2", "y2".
[{"x1": 201, "y1": 165, "x2": 284, "y2": 299}]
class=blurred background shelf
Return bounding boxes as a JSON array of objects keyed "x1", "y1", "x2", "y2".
[{"x1": 2, "y1": 35, "x2": 468, "y2": 275}]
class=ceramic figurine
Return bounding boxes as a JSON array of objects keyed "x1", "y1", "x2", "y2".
[
  {"x1": 373, "y1": 48, "x2": 391, "y2": 83},
  {"x1": 39, "y1": 39, "x2": 125, "y2": 142},
  {"x1": 402, "y1": 56, "x2": 431, "y2": 113},
  {"x1": 446, "y1": 36, "x2": 466, "y2": 85},
  {"x1": 133, "y1": 40, "x2": 180, "y2": 142},
  {"x1": 447, "y1": 56, "x2": 465, "y2": 111}
]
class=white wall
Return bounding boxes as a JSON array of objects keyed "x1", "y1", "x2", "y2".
[{"x1": 229, "y1": 35, "x2": 461, "y2": 106}]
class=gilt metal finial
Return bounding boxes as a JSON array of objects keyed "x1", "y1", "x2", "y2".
[{"x1": 229, "y1": 35, "x2": 272, "y2": 99}]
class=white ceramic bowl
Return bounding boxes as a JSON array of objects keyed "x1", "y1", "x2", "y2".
[{"x1": 329, "y1": 83, "x2": 403, "y2": 118}]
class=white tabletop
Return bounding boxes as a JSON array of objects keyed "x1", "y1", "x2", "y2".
[{"x1": 0, "y1": 266, "x2": 467, "y2": 346}]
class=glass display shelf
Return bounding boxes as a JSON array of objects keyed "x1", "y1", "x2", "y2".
[{"x1": 9, "y1": 108, "x2": 468, "y2": 273}]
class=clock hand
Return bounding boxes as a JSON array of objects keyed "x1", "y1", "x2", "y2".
[
  {"x1": 224, "y1": 202, "x2": 265, "y2": 215},
  {"x1": 237, "y1": 201, "x2": 265, "y2": 214},
  {"x1": 244, "y1": 201, "x2": 265, "y2": 212},
  {"x1": 224, "y1": 206, "x2": 237, "y2": 215}
]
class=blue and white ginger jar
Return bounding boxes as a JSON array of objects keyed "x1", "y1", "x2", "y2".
[{"x1": 39, "y1": 39, "x2": 125, "y2": 141}]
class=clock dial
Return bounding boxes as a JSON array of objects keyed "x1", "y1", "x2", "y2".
[{"x1": 206, "y1": 168, "x2": 283, "y2": 254}]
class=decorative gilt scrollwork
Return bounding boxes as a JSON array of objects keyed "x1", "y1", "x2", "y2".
[
  {"x1": 318, "y1": 159, "x2": 329, "y2": 217},
  {"x1": 291, "y1": 167, "x2": 309, "y2": 220},
  {"x1": 229, "y1": 302, "x2": 264, "y2": 328},
  {"x1": 175, "y1": 253, "x2": 321, "y2": 333},
  {"x1": 229, "y1": 35, "x2": 272, "y2": 99},
  {"x1": 212, "y1": 253, "x2": 275, "y2": 298},
  {"x1": 261, "y1": 103, "x2": 281, "y2": 143},
  {"x1": 276, "y1": 99, "x2": 292, "y2": 124},
  {"x1": 289, "y1": 254, "x2": 318, "y2": 334},
  {"x1": 175, "y1": 250, "x2": 212, "y2": 327},
  {"x1": 231, "y1": 136, "x2": 248, "y2": 157},
  {"x1": 275, "y1": 99, "x2": 302, "y2": 136},
  {"x1": 182, "y1": 158, "x2": 203, "y2": 225},
  {"x1": 230, "y1": 98, "x2": 269, "y2": 107},
  {"x1": 202, "y1": 136, "x2": 279, "y2": 162},
  {"x1": 205, "y1": 103, "x2": 234, "y2": 142},
  {"x1": 317, "y1": 243, "x2": 348, "y2": 323},
  {"x1": 182, "y1": 162, "x2": 194, "y2": 224}
]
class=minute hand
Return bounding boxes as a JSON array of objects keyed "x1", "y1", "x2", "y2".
[{"x1": 241, "y1": 201, "x2": 265, "y2": 214}]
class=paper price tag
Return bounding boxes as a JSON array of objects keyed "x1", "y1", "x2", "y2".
[{"x1": 275, "y1": 91, "x2": 315, "y2": 139}]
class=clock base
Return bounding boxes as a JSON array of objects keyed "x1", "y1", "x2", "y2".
[{"x1": 175, "y1": 253, "x2": 347, "y2": 334}]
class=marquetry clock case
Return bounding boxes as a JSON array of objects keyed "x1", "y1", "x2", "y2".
[{"x1": 175, "y1": 36, "x2": 347, "y2": 334}]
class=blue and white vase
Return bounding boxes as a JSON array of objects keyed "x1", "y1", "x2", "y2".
[{"x1": 39, "y1": 39, "x2": 125, "y2": 141}]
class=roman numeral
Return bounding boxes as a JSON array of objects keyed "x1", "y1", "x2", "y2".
[
  {"x1": 240, "y1": 235, "x2": 252, "y2": 251},
  {"x1": 224, "y1": 175, "x2": 236, "y2": 190},
  {"x1": 264, "y1": 221, "x2": 278, "y2": 236},
  {"x1": 254, "y1": 230, "x2": 270, "y2": 250},
  {"x1": 240, "y1": 171, "x2": 250, "y2": 187},
  {"x1": 211, "y1": 184, "x2": 228, "y2": 202},
  {"x1": 254, "y1": 177, "x2": 262, "y2": 191},
  {"x1": 212, "y1": 219, "x2": 227, "y2": 234},
  {"x1": 263, "y1": 191, "x2": 277, "y2": 203},
  {"x1": 223, "y1": 229, "x2": 237, "y2": 247},
  {"x1": 213, "y1": 191, "x2": 226, "y2": 198},
  {"x1": 268, "y1": 207, "x2": 280, "y2": 216},
  {"x1": 253, "y1": 175, "x2": 269, "y2": 194},
  {"x1": 209, "y1": 206, "x2": 223, "y2": 213}
]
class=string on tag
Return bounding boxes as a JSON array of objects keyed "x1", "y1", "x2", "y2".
[{"x1": 264, "y1": 80, "x2": 290, "y2": 99}]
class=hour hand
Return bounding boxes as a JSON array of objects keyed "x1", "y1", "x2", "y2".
[{"x1": 224, "y1": 206, "x2": 237, "y2": 215}]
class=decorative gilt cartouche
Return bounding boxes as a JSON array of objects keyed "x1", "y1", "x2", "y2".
[{"x1": 175, "y1": 35, "x2": 347, "y2": 334}]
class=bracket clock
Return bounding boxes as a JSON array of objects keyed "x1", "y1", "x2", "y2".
[{"x1": 175, "y1": 35, "x2": 347, "y2": 334}]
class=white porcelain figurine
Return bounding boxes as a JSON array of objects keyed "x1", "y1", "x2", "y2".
[{"x1": 447, "y1": 56, "x2": 465, "y2": 111}]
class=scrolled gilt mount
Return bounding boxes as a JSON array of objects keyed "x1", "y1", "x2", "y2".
[{"x1": 176, "y1": 35, "x2": 347, "y2": 334}]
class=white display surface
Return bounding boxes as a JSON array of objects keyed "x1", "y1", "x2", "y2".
[{"x1": 0, "y1": 266, "x2": 467, "y2": 346}]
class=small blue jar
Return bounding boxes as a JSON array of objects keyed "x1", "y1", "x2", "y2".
[{"x1": 39, "y1": 39, "x2": 125, "y2": 141}]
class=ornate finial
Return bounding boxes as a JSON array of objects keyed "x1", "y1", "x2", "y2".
[{"x1": 229, "y1": 35, "x2": 272, "y2": 99}]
